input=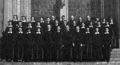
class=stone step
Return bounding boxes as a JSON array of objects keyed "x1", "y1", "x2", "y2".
[
  {"x1": 110, "y1": 49, "x2": 120, "y2": 61},
  {"x1": 0, "y1": 62, "x2": 120, "y2": 65},
  {"x1": 0, "y1": 62, "x2": 110, "y2": 65}
]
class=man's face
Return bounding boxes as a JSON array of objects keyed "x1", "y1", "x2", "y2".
[
  {"x1": 19, "y1": 22, "x2": 22, "y2": 25},
  {"x1": 87, "y1": 28, "x2": 89, "y2": 31},
  {"x1": 52, "y1": 16, "x2": 55, "y2": 20},
  {"x1": 96, "y1": 28, "x2": 99, "y2": 32},
  {"x1": 57, "y1": 26, "x2": 61, "y2": 31},
  {"x1": 87, "y1": 16, "x2": 91, "y2": 21},
  {"x1": 71, "y1": 16, "x2": 74, "y2": 20},
  {"x1": 22, "y1": 17, "x2": 26, "y2": 20},
  {"x1": 13, "y1": 15, "x2": 17, "y2": 20},
  {"x1": 9, "y1": 22, "x2": 12, "y2": 25},
  {"x1": 19, "y1": 28, "x2": 22, "y2": 31},
  {"x1": 37, "y1": 28, "x2": 41, "y2": 32},
  {"x1": 28, "y1": 23, "x2": 32, "y2": 26},
  {"x1": 96, "y1": 18, "x2": 99, "y2": 21},
  {"x1": 9, "y1": 28, "x2": 12, "y2": 31},
  {"x1": 31, "y1": 17, "x2": 35, "y2": 20},
  {"x1": 47, "y1": 18, "x2": 50, "y2": 22},
  {"x1": 40, "y1": 17, "x2": 43, "y2": 21},
  {"x1": 66, "y1": 25, "x2": 69, "y2": 31},
  {"x1": 106, "y1": 28, "x2": 109, "y2": 32},
  {"x1": 62, "y1": 17, "x2": 65, "y2": 21},
  {"x1": 55, "y1": 20, "x2": 58, "y2": 24},
  {"x1": 79, "y1": 17, "x2": 82, "y2": 21},
  {"x1": 76, "y1": 26, "x2": 80, "y2": 31},
  {"x1": 37, "y1": 22, "x2": 40, "y2": 25},
  {"x1": 103, "y1": 19, "x2": 106, "y2": 22},
  {"x1": 48, "y1": 25, "x2": 51, "y2": 29}
]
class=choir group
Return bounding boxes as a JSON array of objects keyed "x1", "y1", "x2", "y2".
[{"x1": 1, "y1": 15, "x2": 115, "y2": 62}]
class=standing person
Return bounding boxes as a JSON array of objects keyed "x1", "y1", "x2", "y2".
[
  {"x1": 73, "y1": 26, "x2": 81, "y2": 61},
  {"x1": 35, "y1": 28, "x2": 44, "y2": 61},
  {"x1": 67, "y1": 16, "x2": 76, "y2": 32},
  {"x1": 2, "y1": 27, "x2": 15, "y2": 61},
  {"x1": 102, "y1": 28, "x2": 112, "y2": 62},
  {"x1": 60, "y1": 15, "x2": 67, "y2": 32},
  {"x1": 12, "y1": 15, "x2": 19, "y2": 33},
  {"x1": 12, "y1": 15, "x2": 19, "y2": 27},
  {"x1": 23, "y1": 28, "x2": 32, "y2": 62},
  {"x1": 15, "y1": 27, "x2": 24, "y2": 61},
  {"x1": 77, "y1": 17, "x2": 83, "y2": 27},
  {"x1": 93, "y1": 28, "x2": 103, "y2": 61},
  {"x1": 86, "y1": 16, "x2": 91, "y2": 28},
  {"x1": 62, "y1": 25, "x2": 72, "y2": 61},
  {"x1": 52, "y1": 26, "x2": 62, "y2": 61},
  {"x1": 44, "y1": 24, "x2": 53, "y2": 61}
]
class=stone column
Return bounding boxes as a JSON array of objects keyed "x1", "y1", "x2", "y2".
[
  {"x1": 117, "y1": 0, "x2": 120, "y2": 48},
  {"x1": 4, "y1": 0, "x2": 13, "y2": 30},
  {"x1": 22, "y1": 0, "x2": 31, "y2": 21},
  {"x1": 60, "y1": 0, "x2": 68, "y2": 21},
  {"x1": 4, "y1": 0, "x2": 31, "y2": 30},
  {"x1": 101, "y1": 0, "x2": 104, "y2": 18}
]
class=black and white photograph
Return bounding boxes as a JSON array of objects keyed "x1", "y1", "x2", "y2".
[{"x1": 0, "y1": 0, "x2": 119, "y2": 65}]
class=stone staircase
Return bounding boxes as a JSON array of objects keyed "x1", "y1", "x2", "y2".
[
  {"x1": 110, "y1": 49, "x2": 120, "y2": 61},
  {"x1": 0, "y1": 49, "x2": 119, "y2": 65}
]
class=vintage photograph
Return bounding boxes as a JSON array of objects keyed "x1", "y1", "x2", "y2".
[{"x1": 0, "y1": 0, "x2": 119, "y2": 65}]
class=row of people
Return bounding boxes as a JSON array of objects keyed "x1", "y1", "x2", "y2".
[
  {"x1": 9, "y1": 15, "x2": 114, "y2": 28},
  {"x1": 7, "y1": 18, "x2": 114, "y2": 34},
  {"x1": 2, "y1": 24, "x2": 112, "y2": 62}
]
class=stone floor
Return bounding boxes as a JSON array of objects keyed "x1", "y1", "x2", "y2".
[{"x1": 0, "y1": 49, "x2": 120, "y2": 65}]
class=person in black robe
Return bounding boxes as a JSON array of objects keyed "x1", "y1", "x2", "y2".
[
  {"x1": 11, "y1": 15, "x2": 19, "y2": 33},
  {"x1": 101, "y1": 18, "x2": 106, "y2": 27},
  {"x1": 109, "y1": 18, "x2": 117, "y2": 48},
  {"x1": 23, "y1": 28, "x2": 33, "y2": 61},
  {"x1": 51, "y1": 26, "x2": 62, "y2": 61},
  {"x1": 40, "y1": 17, "x2": 46, "y2": 32},
  {"x1": 44, "y1": 24, "x2": 53, "y2": 61},
  {"x1": 51, "y1": 16, "x2": 56, "y2": 27},
  {"x1": 62, "y1": 25, "x2": 72, "y2": 61},
  {"x1": 60, "y1": 16, "x2": 67, "y2": 32},
  {"x1": 74, "y1": 26, "x2": 83, "y2": 61},
  {"x1": 102, "y1": 28, "x2": 112, "y2": 62},
  {"x1": 84, "y1": 28, "x2": 93, "y2": 61},
  {"x1": 30, "y1": 17, "x2": 36, "y2": 32},
  {"x1": 67, "y1": 16, "x2": 76, "y2": 32},
  {"x1": 2, "y1": 27, "x2": 15, "y2": 61},
  {"x1": 14, "y1": 27, "x2": 24, "y2": 61},
  {"x1": 77, "y1": 17, "x2": 82, "y2": 27},
  {"x1": 21, "y1": 16, "x2": 27, "y2": 31},
  {"x1": 35, "y1": 28, "x2": 44, "y2": 61},
  {"x1": 93, "y1": 28, "x2": 103, "y2": 61},
  {"x1": 85, "y1": 16, "x2": 91, "y2": 28},
  {"x1": 12, "y1": 15, "x2": 19, "y2": 27}
]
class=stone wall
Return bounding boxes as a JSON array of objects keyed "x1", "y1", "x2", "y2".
[
  {"x1": 31, "y1": 0, "x2": 58, "y2": 20},
  {"x1": 0, "y1": 0, "x2": 3, "y2": 37}
]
